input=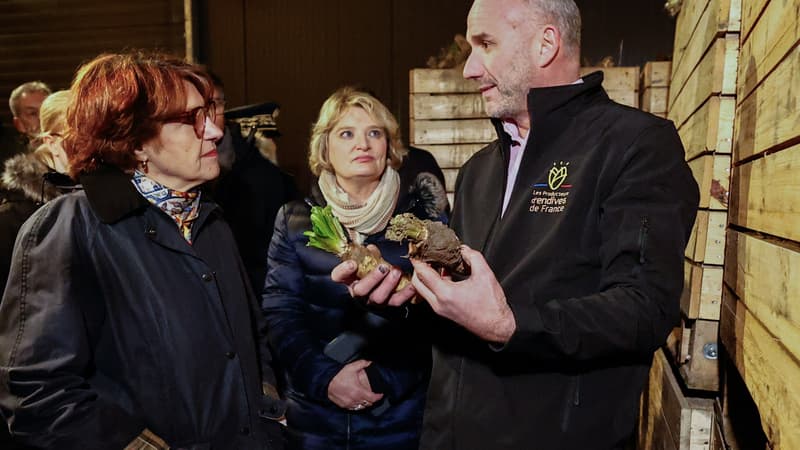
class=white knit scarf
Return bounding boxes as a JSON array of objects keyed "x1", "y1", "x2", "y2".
[{"x1": 318, "y1": 167, "x2": 400, "y2": 244}]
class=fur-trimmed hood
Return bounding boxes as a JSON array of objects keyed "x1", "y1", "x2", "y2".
[{"x1": 0, "y1": 153, "x2": 77, "y2": 204}]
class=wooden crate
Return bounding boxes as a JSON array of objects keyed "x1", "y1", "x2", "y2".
[
  {"x1": 638, "y1": 349, "x2": 715, "y2": 449},
  {"x1": 685, "y1": 210, "x2": 727, "y2": 266},
  {"x1": 641, "y1": 61, "x2": 671, "y2": 116},
  {"x1": 670, "y1": 0, "x2": 741, "y2": 115}
]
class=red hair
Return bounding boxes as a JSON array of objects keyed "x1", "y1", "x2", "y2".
[{"x1": 64, "y1": 51, "x2": 213, "y2": 179}]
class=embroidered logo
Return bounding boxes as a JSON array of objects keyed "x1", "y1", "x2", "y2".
[
  {"x1": 529, "y1": 161, "x2": 573, "y2": 214},
  {"x1": 547, "y1": 161, "x2": 569, "y2": 190}
]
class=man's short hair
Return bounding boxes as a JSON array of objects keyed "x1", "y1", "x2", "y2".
[
  {"x1": 9, "y1": 81, "x2": 52, "y2": 117},
  {"x1": 526, "y1": 0, "x2": 581, "y2": 54}
]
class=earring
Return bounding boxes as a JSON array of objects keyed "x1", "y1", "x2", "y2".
[{"x1": 141, "y1": 159, "x2": 149, "y2": 173}]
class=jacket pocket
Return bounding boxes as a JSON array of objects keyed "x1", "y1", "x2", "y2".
[{"x1": 560, "y1": 375, "x2": 581, "y2": 432}]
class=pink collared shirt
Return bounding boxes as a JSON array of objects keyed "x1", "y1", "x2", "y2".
[{"x1": 500, "y1": 122, "x2": 529, "y2": 217}]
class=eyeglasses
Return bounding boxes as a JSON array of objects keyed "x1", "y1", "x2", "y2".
[{"x1": 163, "y1": 104, "x2": 216, "y2": 139}]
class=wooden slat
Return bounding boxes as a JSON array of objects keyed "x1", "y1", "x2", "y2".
[
  {"x1": 670, "y1": 0, "x2": 741, "y2": 108},
  {"x1": 643, "y1": 61, "x2": 672, "y2": 88},
  {"x1": 729, "y1": 144, "x2": 800, "y2": 242},
  {"x1": 686, "y1": 209, "x2": 727, "y2": 265},
  {"x1": 723, "y1": 230, "x2": 800, "y2": 364},
  {"x1": 720, "y1": 287, "x2": 800, "y2": 450},
  {"x1": 0, "y1": 1, "x2": 183, "y2": 33},
  {"x1": 739, "y1": 0, "x2": 769, "y2": 43},
  {"x1": 733, "y1": 45, "x2": 800, "y2": 162},
  {"x1": 677, "y1": 95, "x2": 735, "y2": 160},
  {"x1": 410, "y1": 119, "x2": 495, "y2": 145},
  {"x1": 687, "y1": 154, "x2": 731, "y2": 211},
  {"x1": 669, "y1": 34, "x2": 739, "y2": 130},
  {"x1": 642, "y1": 87, "x2": 668, "y2": 114},
  {"x1": 409, "y1": 68, "x2": 478, "y2": 94},
  {"x1": 639, "y1": 349, "x2": 715, "y2": 449},
  {"x1": 414, "y1": 143, "x2": 484, "y2": 169},
  {"x1": 442, "y1": 168, "x2": 458, "y2": 192},
  {"x1": 737, "y1": 0, "x2": 800, "y2": 101},
  {"x1": 410, "y1": 93, "x2": 485, "y2": 119},
  {"x1": 580, "y1": 66, "x2": 639, "y2": 91},
  {"x1": 682, "y1": 260, "x2": 723, "y2": 321}
]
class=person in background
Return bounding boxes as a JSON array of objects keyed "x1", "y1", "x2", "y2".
[
  {"x1": 202, "y1": 69, "x2": 300, "y2": 292},
  {"x1": 0, "y1": 52, "x2": 285, "y2": 450},
  {"x1": 0, "y1": 90, "x2": 78, "y2": 291},
  {"x1": 332, "y1": 0, "x2": 700, "y2": 449},
  {"x1": 0, "y1": 81, "x2": 52, "y2": 164},
  {"x1": 261, "y1": 87, "x2": 446, "y2": 450}
]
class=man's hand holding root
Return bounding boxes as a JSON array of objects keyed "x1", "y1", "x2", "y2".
[{"x1": 411, "y1": 245, "x2": 516, "y2": 344}]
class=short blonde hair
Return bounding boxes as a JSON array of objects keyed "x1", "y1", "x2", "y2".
[
  {"x1": 32, "y1": 90, "x2": 71, "y2": 170},
  {"x1": 308, "y1": 87, "x2": 406, "y2": 176}
]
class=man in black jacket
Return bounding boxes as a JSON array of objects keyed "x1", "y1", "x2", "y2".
[{"x1": 334, "y1": 0, "x2": 699, "y2": 449}]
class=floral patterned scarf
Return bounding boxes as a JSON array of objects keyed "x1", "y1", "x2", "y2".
[{"x1": 132, "y1": 170, "x2": 201, "y2": 244}]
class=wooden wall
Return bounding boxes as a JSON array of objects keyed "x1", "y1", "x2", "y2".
[
  {"x1": 0, "y1": 0, "x2": 186, "y2": 128},
  {"x1": 722, "y1": 0, "x2": 800, "y2": 448}
]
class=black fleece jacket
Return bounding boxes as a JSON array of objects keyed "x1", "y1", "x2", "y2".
[{"x1": 419, "y1": 71, "x2": 700, "y2": 450}]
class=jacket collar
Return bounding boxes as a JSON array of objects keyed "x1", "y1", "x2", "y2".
[
  {"x1": 490, "y1": 70, "x2": 607, "y2": 151},
  {"x1": 79, "y1": 164, "x2": 151, "y2": 224}
]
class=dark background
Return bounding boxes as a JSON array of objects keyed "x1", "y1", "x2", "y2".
[{"x1": 0, "y1": 0, "x2": 675, "y2": 192}]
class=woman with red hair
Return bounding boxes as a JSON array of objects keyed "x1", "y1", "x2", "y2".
[{"x1": 0, "y1": 52, "x2": 285, "y2": 450}]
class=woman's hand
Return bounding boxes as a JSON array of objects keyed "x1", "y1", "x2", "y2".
[{"x1": 327, "y1": 359, "x2": 384, "y2": 411}]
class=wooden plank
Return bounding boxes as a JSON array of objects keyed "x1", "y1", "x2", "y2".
[
  {"x1": 733, "y1": 45, "x2": 800, "y2": 162},
  {"x1": 740, "y1": 0, "x2": 768, "y2": 43},
  {"x1": 671, "y1": 0, "x2": 741, "y2": 108},
  {"x1": 687, "y1": 154, "x2": 731, "y2": 211},
  {"x1": 410, "y1": 119, "x2": 495, "y2": 145},
  {"x1": 606, "y1": 89, "x2": 638, "y2": 108},
  {"x1": 410, "y1": 93, "x2": 485, "y2": 119},
  {"x1": 737, "y1": 0, "x2": 800, "y2": 101},
  {"x1": 723, "y1": 230, "x2": 800, "y2": 364},
  {"x1": 409, "y1": 68, "x2": 478, "y2": 94},
  {"x1": 720, "y1": 287, "x2": 800, "y2": 450},
  {"x1": 643, "y1": 61, "x2": 672, "y2": 88},
  {"x1": 677, "y1": 96, "x2": 736, "y2": 160},
  {"x1": 414, "y1": 143, "x2": 485, "y2": 168},
  {"x1": 679, "y1": 318, "x2": 720, "y2": 391},
  {"x1": 669, "y1": 35, "x2": 739, "y2": 130},
  {"x1": 729, "y1": 144, "x2": 800, "y2": 242},
  {"x1": 686, "y1": 209, "x2": 727, "y2": 265},
  {"x1": 682, "y1": 260, "x2": 723, "y2": 321},
  {"x1": 442, "y1": 168, "x2": 458, "y2": 192},
  {"x1": 710, "y1": 400, "x2": 725, "y2": 450},
  {"x1": 639, "y1": 349, "x2": 715, "y2": 449},
  {"x1": 639, "y1": 349, "x2": 680, "y2": 450},
  {"x1": 580, "y1": 66, "x2": 639, "y2": 91},
  {"x1": 642, "y1": 86, "x2": 668, "y2": 113}
]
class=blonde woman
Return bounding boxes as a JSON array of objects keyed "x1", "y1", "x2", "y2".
[
  {"x1": 0, "y1": 90, "x2": 77, "y2": 290},
  {"x1": 261, "y1": 87, "x2": 447, "y2": 450}
]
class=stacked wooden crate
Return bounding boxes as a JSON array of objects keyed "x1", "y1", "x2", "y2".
[
  {"x1": 409, "y1": 67, "x2": 640, "y2": 207},
  {"x1": 409, "y1": 68, "x2": 492, "y2": 208},
  {"x1": 638, "y1": 350, "x2": 717, "y2": 450},
  {"x1": 720, "y1": 0, "x2": 800, "y2": 448},
  {"x1": 640, "y1": 61, "x2": 671, "y2": 118},
  {"x1": 665, "y1": 0, "x2": 741, "y2": 393}
]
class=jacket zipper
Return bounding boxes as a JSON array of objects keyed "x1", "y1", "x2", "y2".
[
  {"x1": 638, "y1": 216, "x2": 649, "y2": 264},
  {"x1": 561, "y1": 375, "x2": 581, "y2": 431},
  {"x1": 346, "y1": 413, "x2": 351, "y2": 450}
]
